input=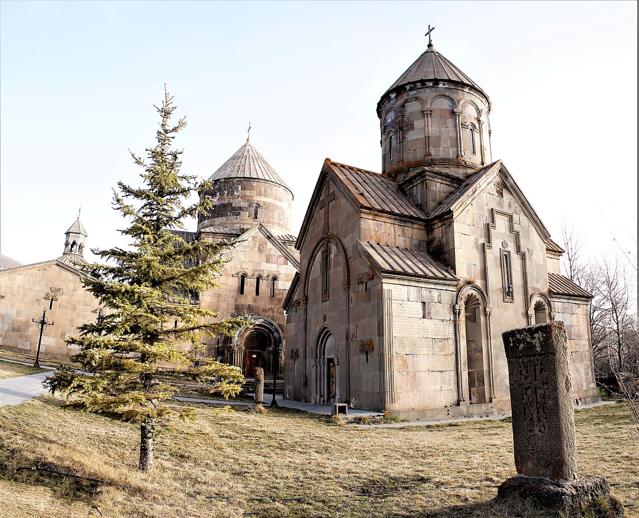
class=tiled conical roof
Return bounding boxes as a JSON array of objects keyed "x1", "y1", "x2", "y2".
[
  {"x1": 65, "y1": 217, "x2": 87, "y2": 236},
  {"x1": 383, "y1": 44, "x2": 487, "y2": 100},
  {"x1": 209, "y1": 139, "x2": 291, "y2": 193}
]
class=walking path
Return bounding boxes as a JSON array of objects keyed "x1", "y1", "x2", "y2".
[
  {"x1": 0, "y1": 370, "x2": 52, "y2": 407},
  {"x1": 175, "y1": 394, "x2": 384, "y2": 418}
]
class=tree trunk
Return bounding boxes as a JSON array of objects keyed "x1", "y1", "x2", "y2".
[{"x1": 139, "y1": 419, "x2": 155, "y2": 471}]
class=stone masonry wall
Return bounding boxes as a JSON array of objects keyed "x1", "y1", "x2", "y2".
[{"x1": 0, "y1": 262, "x2": 98, "y2": 360}]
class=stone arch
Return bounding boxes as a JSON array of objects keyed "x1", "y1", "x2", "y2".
[
  {"x1": 454, "y1": 284, "x2": 494, "y2": 404},
  {"x1": 302, "y1": 234, "x2": 350, "y2": 298},
  {"x1": 529, "y1": 292, "x2": 553, "y2": 325},
  {"x1": 401, "y1": 98, "x2": 426, "y2": 163},
  {"x1": 234, "y1": 317, "x2": 283, "y2": 378},
  {"x1": 314, "y1": 326, "x2": 339, "y2": 404},
  {"x1": 430, "y1": 95, "x2": 457, "y2": 159}
]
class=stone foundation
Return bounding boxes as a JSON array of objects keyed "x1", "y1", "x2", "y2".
[{"x1": 497, "y1": 475, "x2": 624, "y2": 517}]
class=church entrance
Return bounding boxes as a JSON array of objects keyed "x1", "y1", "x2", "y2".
[
  {"x1": 315, "y1": 329, "x2": 337, "y2": 404},
  {"x1": 242, "y1": 328, "x2": 272, "y2": 379},
  {"x1": 464, "y1": 295, "x2": 487, "y2": 404}
]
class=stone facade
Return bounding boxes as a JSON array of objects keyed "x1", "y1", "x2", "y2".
[
  {"x1": 283, "y1": 38, "x2": 599, "y2": 418},
  {"x1": 192, "y1": 138, "x2": 299, "y2": 378},
  {"x1": 0, "y1": 216, "x2": 98, "y2": 360}
]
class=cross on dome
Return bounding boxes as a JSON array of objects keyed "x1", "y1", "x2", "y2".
[{"x1": 425, "y1": 25, "x2": 435, "y2": 48}]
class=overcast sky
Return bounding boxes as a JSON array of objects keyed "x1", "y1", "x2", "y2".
[{"x1": 1, "y1": 1, "x2": 636, "y2": 289}]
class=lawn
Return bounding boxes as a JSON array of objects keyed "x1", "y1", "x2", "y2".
[
  {"x1": 0, "y1": 399, "x2": 636, "y2": 518},
  {"x1": 0, "y1": 359, "x2": 46, "y2": 380}
]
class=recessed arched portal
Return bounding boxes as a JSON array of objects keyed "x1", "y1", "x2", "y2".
[
  {"x1": 242, "y1": 328, "x2": 271, "y2": 378},
  {"x1": 464, "y1": 294, "x2": 487, "y2": 404},
  {"x1": 315, "y1": 328, "x2": 338, "y2": 404}
]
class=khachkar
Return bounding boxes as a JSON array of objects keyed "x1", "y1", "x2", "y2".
[{"x1": 499, "y1": 322, "x2": 623, "y2": 516}]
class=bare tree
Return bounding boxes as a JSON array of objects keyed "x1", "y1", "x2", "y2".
[{"x1": 561, "y1": 224, "x2": 583, "y2": 283}]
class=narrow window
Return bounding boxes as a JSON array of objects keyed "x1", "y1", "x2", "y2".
[
  {"x1": 270, "y1": 277, "x2": 277, "y2": 297},
  {"x1": 501, "y1": 250, "x2": 514, "y2": 301},
  {"x1": 252, "y1": 205, "x2": 259, "y2": 219},
  {"x1": 70, "y1": 241, "x2": 77, "y2": 253},
  {"x1": 421, "y1": 301, "x2": 427, "y2": 318},
  {"x1": 255, "y1": 276, "x2": 261, "y2": 296},
  {"x1": 470, "y1": 127, "x2": 476, "y2": 155},
  {"x1": 321, "y1": 245, "x2": 330, "y2": 301},
  {"x1": 239, "y1": 274, "x2": 246, "y2": 295}
]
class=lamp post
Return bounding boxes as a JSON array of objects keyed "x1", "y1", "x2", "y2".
[
  {"x1": 32, "y1": 310, "x2": 54, "y2": 368},
  {"x1": 270, "y1": 336, "x2": 281, "y2": 408}
]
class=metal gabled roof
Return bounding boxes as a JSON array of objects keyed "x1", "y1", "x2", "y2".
[
  {"x1": 209, "y1": 139, "x2": 292, "y2": 194},
  {"x1": 359, "y1": 241, "x2": 457, "y2": 282},
  {"x1": 548, "y1": 273, "x2": 592, "y2": 299},
  {"x1": 326, "y1": 160, "x2": 426, "y2": 220}
]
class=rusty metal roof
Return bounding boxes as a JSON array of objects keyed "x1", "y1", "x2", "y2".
[
  {"x1": 545, "y1": 238, "x2": 565, "y2": 254},
  {"x1": 209, "y1": 139, "x2": 292, "y2": 194},
  {"x1": 326, "y1": 160, "x2": 426, "y2": 220},
  {"x1": 359, "y1": 241, "x2": 457, "y2": 281},
  {"x1": 548, "y1": 273, "x2": 592, "y2": 299},
  {"x1": 382, "y1": 46, "x2": 488, "y2": 101}
]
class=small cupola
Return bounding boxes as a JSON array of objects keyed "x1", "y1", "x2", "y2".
[{"x1": 62, "y1": 210, "x2": 87, "y2": 258}]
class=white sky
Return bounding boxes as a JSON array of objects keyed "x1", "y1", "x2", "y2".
[{"x1": 1, "y1": 1, "x2": 636, "y2": 292}]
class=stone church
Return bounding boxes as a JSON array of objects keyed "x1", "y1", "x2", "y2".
[
  {"x1": 185, "y1": 137, "x2": 299, "y2": 379},
  {"x1": 0, "y1": 214, "x2": 99, "y2": 360},
  {"x1": 283, "y1": 36, "x2": 598, "y2": 418}
]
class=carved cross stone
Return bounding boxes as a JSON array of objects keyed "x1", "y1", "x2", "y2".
[
  {"x1": 318, "y1": 183, "x2": 336, "y2": 234},
  {"x1": 502, "y1": 322, "x2": 576, "y2": 480},
  {"x1": 498, "y1": 322, "x2": 623, "y2": 516}
]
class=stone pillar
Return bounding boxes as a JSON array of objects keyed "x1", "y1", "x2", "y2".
[
  {"x1": 254, "y1": 367, "x2": 266, "y2": 414},
  {"x1": 454, "y1": 109, "x2": 463, "y2": 158},
  {"x1": 498, "y1": 322, "x2": 623, "y2": 516}
]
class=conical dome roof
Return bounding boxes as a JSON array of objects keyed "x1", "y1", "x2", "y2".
[
  {"x1": 65, "y1": 216, "x2": 87, "y2": 236},
  {"x1": 209, "y1": 139, "x2": 292, "y2": 193},
  {"x1": 381, "y1": 44, "x2": 488, "y2": 103}
]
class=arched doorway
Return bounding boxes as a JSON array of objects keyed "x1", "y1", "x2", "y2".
[
  {"x1": 464, "y1": 294, "x2": 487, "y2": 404},
  {"x1": 242, "y1": 328, "x2": 272, "y2": 378},
  {"x1": 315, "y1": 328, "x2": 338, "y2": 404}
]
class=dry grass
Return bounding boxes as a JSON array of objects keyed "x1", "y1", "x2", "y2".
[
  {"x1": 0, "y1": 359, "x2": 45, "y2": 380},
  {"x1": 0, "y1": 399, "x2": 636, "y2": 518}
]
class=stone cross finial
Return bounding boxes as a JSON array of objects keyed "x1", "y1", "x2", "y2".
[
  {"x1": 247, "y1": 121, "x2": 252, "y2": 142},
  {"x1": 425, "y1": 25, "x2": 436, "y2": 48}
]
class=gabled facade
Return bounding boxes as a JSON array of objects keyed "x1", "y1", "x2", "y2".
[
  {"x1": 284, "y1": 37, "x2": 598, "y2": 418},
  {"x1": 0, "y1": 215, "x2": 98, "y2": 360}
]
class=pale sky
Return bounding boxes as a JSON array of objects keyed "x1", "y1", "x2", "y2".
[{"x1": 1, "y1": 1, "x2": 637, "y2": 288}]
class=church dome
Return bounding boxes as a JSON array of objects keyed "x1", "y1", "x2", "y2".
[
  {"x1": 377, "y1": 36, "x2": 493, "y2": 180},
  {"x1": 209, "y1": 139, "x2": 292, "y2": 195},
  {"x1": 379, "y1": 44, "x2": 489, "y2": 105},
  {"x1": 198, "y1": 138, "x2": 293, "y2": 235}
]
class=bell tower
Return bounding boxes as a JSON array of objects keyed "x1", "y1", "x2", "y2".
[{"x1": 62, "y1": 210, "x2": 87, "y2": 258}]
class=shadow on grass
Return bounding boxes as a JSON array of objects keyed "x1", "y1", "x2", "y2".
[{"x1": 0, "y1": 443, "x2": 103, "y2": 505}]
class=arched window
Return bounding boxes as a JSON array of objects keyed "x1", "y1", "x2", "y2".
[
  {"x1": 270, "y1": 277, "x2": 277, "y2": 297},
  {"x1": 534, "y1": 301, "x2": 548, "y2": 324},
  {"x1": 239, "y1": 274, "x2": 247, "y2": 295},
  {"x1": 70, "y1": 241, "x2": 77, "y2": 253},
  {"x1": 255, "y1": 276, "x2": 261, "y2": 296}
]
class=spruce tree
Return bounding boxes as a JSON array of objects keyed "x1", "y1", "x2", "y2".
[{"x1": 46, "y1": 88, "x2": 245, "y2": 471}]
